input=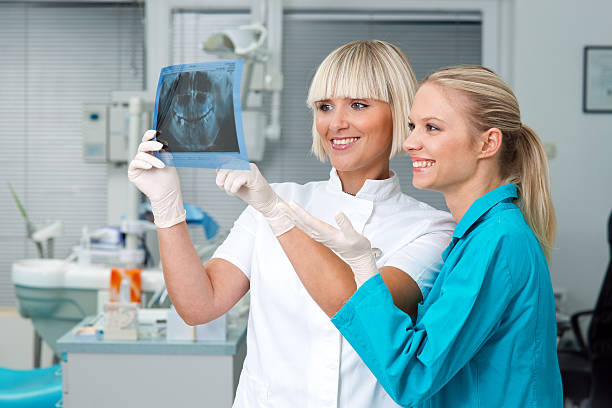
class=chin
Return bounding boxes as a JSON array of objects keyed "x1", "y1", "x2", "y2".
[
  {"x1": 412, "y1": 176, "x2": 434, "y2": 191},
  {"x1": 328, "y1": 157, "x2": 357, "y2": 172}
]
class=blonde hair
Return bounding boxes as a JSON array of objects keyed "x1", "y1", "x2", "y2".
[
  {"x1": 423, "y1": 66, "x2": 556, "y2": 260},
  {"x1": 307, "y1": 40, "x2": 417, "y2": 161}
]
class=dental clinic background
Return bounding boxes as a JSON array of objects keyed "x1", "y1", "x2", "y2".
[{"x1": 1, "y1": 0, "x2": 611, "y2": 375}]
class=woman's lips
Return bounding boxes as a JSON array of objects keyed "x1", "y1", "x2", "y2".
[
  {"x1": 411, "y1": 158, "x2": 436, "y2": 172},
  {"x1": 331, "y1": 137, "x2": 360, "y2": 150}
]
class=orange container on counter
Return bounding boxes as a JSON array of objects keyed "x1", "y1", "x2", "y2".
[{"x1": 109, "y1": 267, "x2": 142, "y2": 303}]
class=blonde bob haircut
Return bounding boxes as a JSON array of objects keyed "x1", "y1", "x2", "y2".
[{"x1": 307, "y1": 40, "x2": 417, "y2": 162}]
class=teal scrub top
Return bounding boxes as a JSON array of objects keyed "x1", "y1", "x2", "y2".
[{"x1": 332, "y1": 184, "x2": 563, "y2": 407}]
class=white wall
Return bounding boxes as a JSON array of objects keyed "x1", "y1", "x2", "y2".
[{"x1": 510, "y1": 0, "x2": 612, "y2": 313}]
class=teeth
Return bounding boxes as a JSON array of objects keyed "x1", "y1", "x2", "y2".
[
  {"x1": 332, "y1": 137, "x2": 359, "y2": 145},
  {"x1": 412, "y1": 160, "x2": 435, "y2": 168}
]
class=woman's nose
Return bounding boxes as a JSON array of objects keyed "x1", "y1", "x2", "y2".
[
  {"x1": 402, "y1": 128, "x2": 421, "y2": 152},
  {"x1": 329, "y1": 108, "x2": 349, "y2": 132}
]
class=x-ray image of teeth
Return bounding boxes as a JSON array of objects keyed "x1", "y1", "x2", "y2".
[
  {"x1": 158, "y1": 70, "x2": 237, "y2": 152},
  {"x1": 152, "y1": 60, "x2": 249, "y2": 170}
]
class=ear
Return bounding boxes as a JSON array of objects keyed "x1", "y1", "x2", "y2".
[{"x1": 477, "y1": 128, "x2": 503, "y2": 159}]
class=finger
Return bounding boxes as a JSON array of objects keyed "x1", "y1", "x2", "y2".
[
  {"x1": 128, "y1": 158, "x2": 152, "y2": 172},
  {"x1": 229, "y1": 173, "x2": 248, "y2": 194},
  {"x1": 371, "y1": 248, "x2": 383, "y2": 259},
  {"x1": 142, "y1": 129, "x2": 157, "y2": 142},
  {"x1": 334, "y1": 212, "x2": 358, "y2": 236},
  {"x1": 134, "y1": 151, "x2": 165, "y2": 169},
  {"x1": 335, "y1": 212, "x2": 371, "y2": 252},
  {"x1": 216, "y1": 169, "x2": 230, "y2": 189},
  {"x1": 247, "y1": 163, "x2": 260, "y2": 187},
  {"x1": 138, "y1": 140, "x2": 164, "y2": 153},
  {"x1": 220, "y1": 171, "x2": 237, "y2": 193}
]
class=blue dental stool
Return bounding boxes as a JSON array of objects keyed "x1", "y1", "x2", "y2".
[{"x1": 0, "y1": 364, "x2": 62, "y2": 407}]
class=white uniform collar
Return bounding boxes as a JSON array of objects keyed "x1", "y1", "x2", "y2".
[{"x1": 327, "y1": 168, "x2": 401, "y2": 202}]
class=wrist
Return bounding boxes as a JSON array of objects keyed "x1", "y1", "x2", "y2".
[
  {"x1": 264, "y1": 200, "x2": 295, "y2": 236},
  {"x1": 351, "y1": 255, "x2": 379, "y2": 288},
  {"x1": 151, "y1": 191, "x2": 186, "y2": 228}
]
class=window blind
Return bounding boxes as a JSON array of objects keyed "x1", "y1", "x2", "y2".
[{"x1": 0, "y1": 2, "x2": 144, "y2": 306}]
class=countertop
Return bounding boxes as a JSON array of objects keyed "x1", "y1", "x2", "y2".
[{"x1": 57, "y1": 314, "x2": 247, "y2": 356}]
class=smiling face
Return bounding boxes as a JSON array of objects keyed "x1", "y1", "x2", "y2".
[
  {"x1": 403, "y1": 83, "x2": 483, "y2": 195},
  {"x1": 315, "y1": 97, "x2": 393, "y2": 180}
]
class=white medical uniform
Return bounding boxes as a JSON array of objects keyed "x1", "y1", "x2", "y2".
[{"x1": 213, "y1": 169, "x2": 455, "y2": 408}]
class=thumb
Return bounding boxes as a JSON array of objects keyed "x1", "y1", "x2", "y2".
[
  {"x1": 247, "y1": 162, "x2": 262, "y2": 187},
  {"x1": 334, "y1": 212, "x2": 358, "y2": 236}
]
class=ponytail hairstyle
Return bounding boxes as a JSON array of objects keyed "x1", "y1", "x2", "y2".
[{"x1": 422, "y1": 66, "x2": 556, "y2": 260}]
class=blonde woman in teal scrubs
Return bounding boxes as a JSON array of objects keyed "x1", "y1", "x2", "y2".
[{"x1": 286, "y1": 66, "x2": 563, "y2": 407}]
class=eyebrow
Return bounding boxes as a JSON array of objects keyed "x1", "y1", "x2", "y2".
[
  {"x1": 409, "y1": 116, "x2": 446, "y2": 124},
  {"x1": 317, "y1": 97, "x2": 372, "y2": 103}
]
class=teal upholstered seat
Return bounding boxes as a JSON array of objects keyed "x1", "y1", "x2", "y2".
[{"x1": 0, "y1": 364, "x2": 62, "y2": 407}]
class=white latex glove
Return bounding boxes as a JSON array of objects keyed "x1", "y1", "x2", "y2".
[
  {"x1": 127, "y1": 129, "x2": 186, "y2": 228},
  {"x1": 216, "y1": 163, "x2": 294, "y2": 236},
  {"x1": 286, "y1": 201, "x2": 379, "y2": 287}
]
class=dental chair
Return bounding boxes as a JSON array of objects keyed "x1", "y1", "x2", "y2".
[
  {"x1": 558, "y1": 210, "x2": 612, "y2": 408},
  {"x1": 0, "y1": 364, "x2": 62, "y2": 407}
]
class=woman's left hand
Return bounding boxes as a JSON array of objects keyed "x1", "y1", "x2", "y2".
[
  {"x1": 216, "y1": 163, "x2": 294, "y2": 236},
  {"x1": 286, "y1": 201, "x2": 379, "y2": 287}
]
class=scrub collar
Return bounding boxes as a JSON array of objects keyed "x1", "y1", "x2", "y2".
[
  {"x1": 327, "y1": 168, "x2": 401, "y2": 202},
  {"x1": 453, "y1": 184, "x2": 519, "y2": 239}
]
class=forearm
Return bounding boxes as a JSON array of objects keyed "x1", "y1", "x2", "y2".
[
  {"x1": 278, "y1": 227, "x2": 356, "y2": 317},
  {"x1": 157, "y1": 222, "x2": 215, "y2": 324}
]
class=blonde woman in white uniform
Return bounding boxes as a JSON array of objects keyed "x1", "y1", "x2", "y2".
[{"x1": 128, "y1": 40, "x2": 455, "y2": 407}]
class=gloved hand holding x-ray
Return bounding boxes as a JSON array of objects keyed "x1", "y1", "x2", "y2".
[
  {"x1": 152, "y1": 60, "x2": 250, "y2": 170},
  {"x1": 129, "y1": 60, "x2": 251, "y2": 228},
  {"x1": 128, "y1": 130, "x2": 186, "y2": 228},
  {"x1": 284, "y1": 201, "x2": 380, "y2": 287}
]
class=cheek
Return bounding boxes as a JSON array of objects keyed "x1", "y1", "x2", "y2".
[
  {"x1": 379, "y1": 119, "x2": 394, "y2": 146},
  {"x1": 437, "y1": 141, "x2": 479, "y2": 176},
  {"x1": 362, "y1": 118, "x2": 393, "y2": 145},
  {"x1": 315, "y1": 116, "x2": 328, "y2": 137}
]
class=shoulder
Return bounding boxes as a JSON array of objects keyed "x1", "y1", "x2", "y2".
[
  {"x1": 473, "y1": 206, "x2": 538, "y2": 250},
  {"x1": 459, "y1": 207, "x2": 546, "y2": 285},
  {"x1": 368, "y1": 193, "x2": 454, "y2": 251},
  {"x1": 388, "y1": 192, "x2": 456, "y2": 232}
]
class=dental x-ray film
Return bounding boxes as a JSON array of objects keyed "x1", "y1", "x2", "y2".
[{"x1": 153, "y1": 60, "x2": 249, "y2": 170}]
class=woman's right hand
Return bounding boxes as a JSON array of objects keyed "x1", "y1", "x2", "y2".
[
  {"x1": 216, "y1": 163, "x2": 294, "y2": 236},
  {"x1": 127, "y1": 130, "x2": 186, "y2": 228},
  {"x1": 286, "y1": 201, "x2": 380, "y2": 287}
]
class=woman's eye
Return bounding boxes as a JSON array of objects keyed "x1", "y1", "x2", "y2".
[
  {"x1": 426, "y1": 124, "x2": 440, "y2": 131},
  {"x1": 351, "y1": 102, "x2": 368, "y2": 110},
  {"x1": 407, "y1": 122, "x2": 415, "y2": 131},
  {"x1": 318, "y1": 104, "x2": 333, "y2": 112}
]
